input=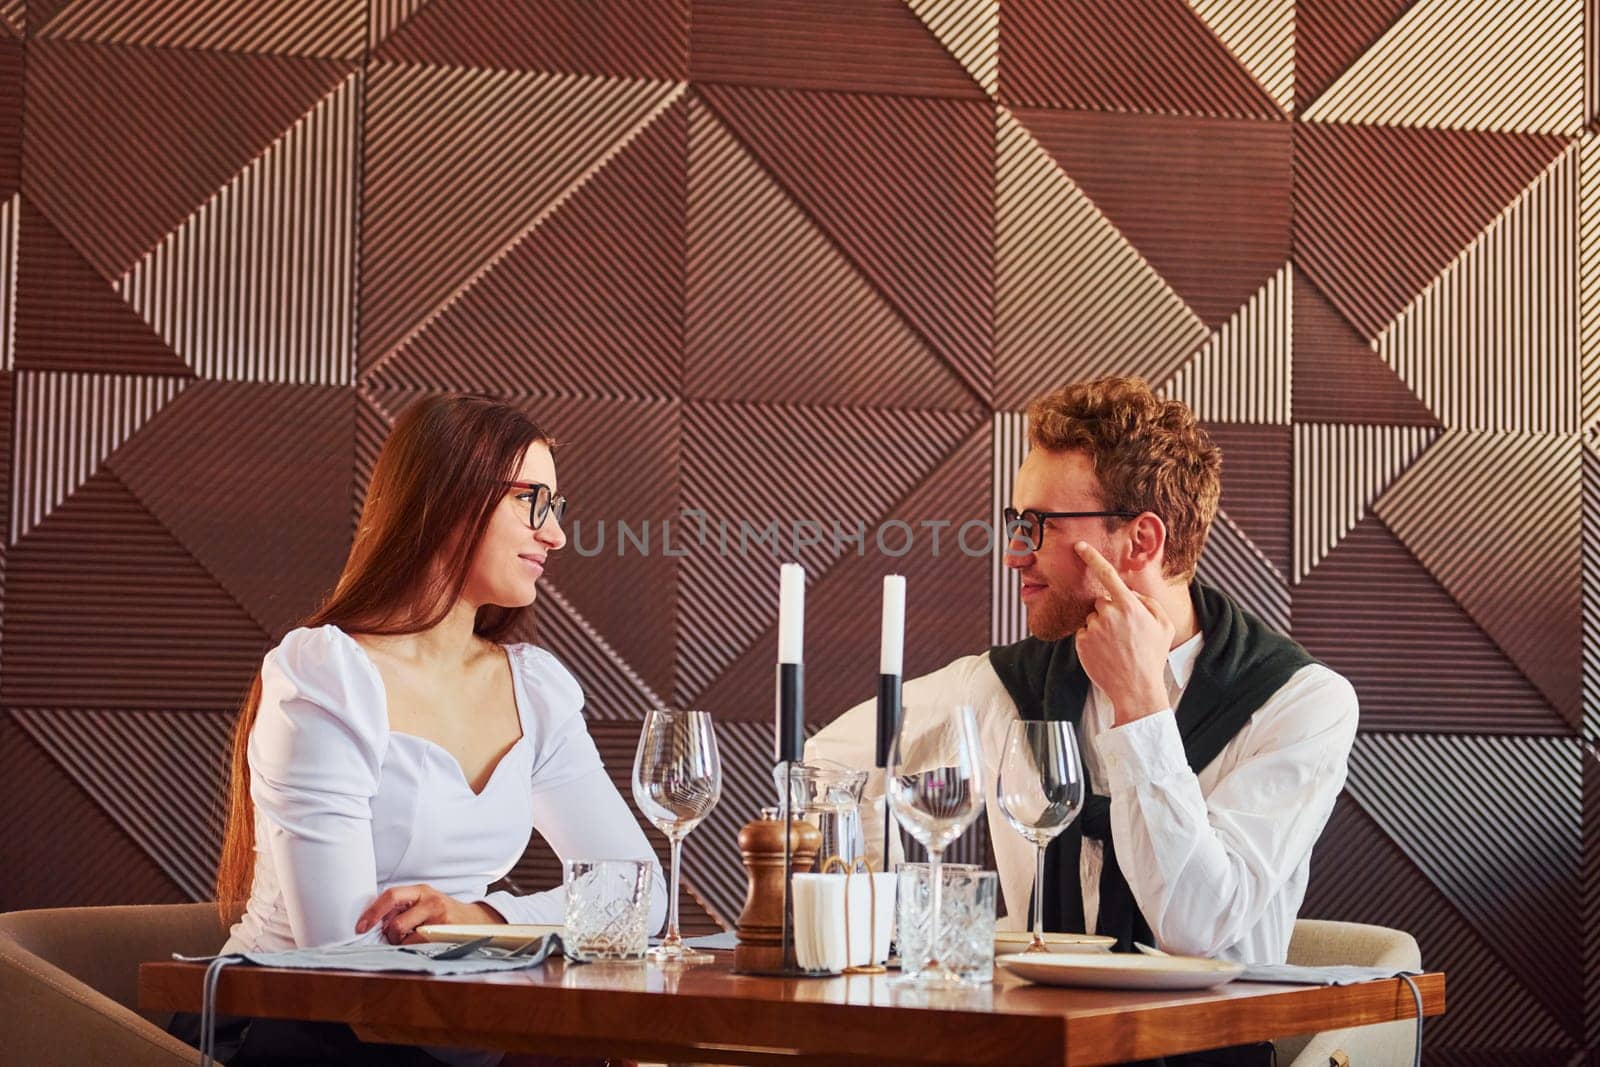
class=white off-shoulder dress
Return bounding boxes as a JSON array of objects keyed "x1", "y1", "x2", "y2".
[{"x1": 223, "y1": 624, "x2": 667, "y2": 954}]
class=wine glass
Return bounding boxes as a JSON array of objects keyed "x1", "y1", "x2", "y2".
[
  {"x1": 632, "y1": 708, "x2": 722, "y2": 964},
  {"x1": 886, "y1": 703, "x2": 985, "y2": 986},
  {"x1": 996, "y1": 719, "x2": 1085, "y2": 953}
]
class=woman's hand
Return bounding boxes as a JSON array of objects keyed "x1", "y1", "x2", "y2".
[{"x1": 356, "y1": 884, "x2": 506, "y2": 944}]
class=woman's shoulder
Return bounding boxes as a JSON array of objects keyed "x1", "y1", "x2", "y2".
[
  {"x1": 504, "y1": 642, "x2": 586, "y2": 720},
  {"x1": 259, "y1": 625, "x2": 387, "y2": 732}
]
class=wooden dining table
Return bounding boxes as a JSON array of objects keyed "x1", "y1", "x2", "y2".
[{"x1": 141, "y1": 954, "x2": 1445, "y2": 1066}]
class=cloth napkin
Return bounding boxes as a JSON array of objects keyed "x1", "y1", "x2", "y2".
[{"x1": 1238, "y1": 962, "x2": 1422, "y2": 985}]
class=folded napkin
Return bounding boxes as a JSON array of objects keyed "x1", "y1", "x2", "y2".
[
  {"x1": 1237, "y1": 962, "x2": 1422, "y2": 986},
  {"x1": 175, "y1": 937, "x2": 566, "y2": 1067},
  {"x1": 176, "y1": 936, "x2": 563, "y2": 975}
]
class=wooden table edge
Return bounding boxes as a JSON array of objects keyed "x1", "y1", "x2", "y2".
[{"x1": 140, "y1": 962, "x2": 1444, "y2": 1067}]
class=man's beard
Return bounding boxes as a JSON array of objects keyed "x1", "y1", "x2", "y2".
[{"x1": 1025, "y1": 585, "x2": 1097, "y2": 642}]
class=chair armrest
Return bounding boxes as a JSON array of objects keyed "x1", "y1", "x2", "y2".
[{"x1": 0, "y1": 938, "x2": 196, "y2": 1067}]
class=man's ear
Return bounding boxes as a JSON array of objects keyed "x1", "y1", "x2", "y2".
[{"x1": 1122, "y1": 513, "x2": 1167, "y2": 572}]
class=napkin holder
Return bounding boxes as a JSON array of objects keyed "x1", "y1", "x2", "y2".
[
  {"x1": 733, "y1": 808, "x2": 821, "y2": 976},
  {"x1": 792, "y1": 856, "x2": 891, "y2": 976}
]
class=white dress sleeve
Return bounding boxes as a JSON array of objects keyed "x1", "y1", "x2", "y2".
[
  {"x1": 248, "y1": 626, "x2": 389, "y2": 949},
  {"x1": 479, "y1": 649, "x2": 669, "y2": 932}
]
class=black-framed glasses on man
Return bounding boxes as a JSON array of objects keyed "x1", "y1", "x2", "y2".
[
  {"x1": 507, "y1": 481, "x2": 568, "y2": 531},
  {"x1": 1001, "y1": 507, "x2": 1142, "y2": 553}
]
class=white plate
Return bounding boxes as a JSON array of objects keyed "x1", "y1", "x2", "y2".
[
  {"x1": 994, "y1": 930, "x2": 1116, "y2": 954},
  {"x1": 998, "y1": 951, "x2": 1244, "y2": 991},
  {"x1": 417, "y1": 923, "x2": 562, "y2": 950}
]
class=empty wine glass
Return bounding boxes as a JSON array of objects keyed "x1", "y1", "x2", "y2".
[
  {"x1": 886, "y1": 703, "x2": 985, "y2": 986},
  {"x1": 632, "y1": 708, "x2": 722, "y2": 964},
  {"x1": 996, "y1": 719, "x2": 1085, "y2": 953}
]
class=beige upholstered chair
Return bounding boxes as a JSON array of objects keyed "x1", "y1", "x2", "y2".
[
  {"x1": 0, "y1": 902, "x2": 228, "y2": 1067},
  {"x1": 1275, "y1": 918, "x2": 1423, "y2": 1067}
]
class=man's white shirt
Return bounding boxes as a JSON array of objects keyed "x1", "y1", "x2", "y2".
[{"x1": 805, "y1": 635, "x2": 1358, "y2": 964}]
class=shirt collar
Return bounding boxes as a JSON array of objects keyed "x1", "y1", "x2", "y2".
[{"x1": 1167, "y1": 630, "x2": 1204, "y2": 692}]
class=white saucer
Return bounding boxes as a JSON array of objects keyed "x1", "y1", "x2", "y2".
[
  {"x1": 994, "y1": 930, "x2": 1116, "y2": 955},
  {"x1": 998, "y1": 951, "x2": 1244, "y2": 991}
]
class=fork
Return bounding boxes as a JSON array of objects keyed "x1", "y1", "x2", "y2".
[{"x1": 427, "y1": 935, "x2": 495, "y2": 960}]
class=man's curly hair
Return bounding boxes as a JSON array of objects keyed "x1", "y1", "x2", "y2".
[{"x1": 1026, "y1": 377, "x2": 1222, "y2": 580}]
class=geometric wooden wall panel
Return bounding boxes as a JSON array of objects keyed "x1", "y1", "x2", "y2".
[
  {"x1": 1586, "y1": 442, "x2": 1600, "y2": 739},
  {"x1": 1376, "y1": 432, "x2": 1582, "y2": 726},
  {"x1": 687, "y1": 99, "x2": 968, "y2": 410},
  {"x1": 1301, "y1": 0, "x2": 1584, "y2": 135},
  {"x1": 907, "y1": 0, "x2": 999, "y2": 97},
  {"x1": 1584, "y1": 134, "x2": 1600, "y2": 438},
  {"x1": 1293, "y1": 422, "x2": 1439, "y2": 580},
  {"x1": 1016, "y1": 109, "x2": 1291, "y2": 330},
  {"x1": 676, "y1": 402, "x2": 981, "y2": 707},
  {"x1": 1376, "y1": 144, "x2": 1578, "y2": 435},
  {"x1": 1, "y1": 4, "x2": 1591, "y2": 1055},
  {"x1": 691, "y1": 0, "x2": 982, "y2": 99},
  {"x1": 370, "y1": 95, "x2": 685, "y2": 401},
  {"x1": 697, "y1": 84, "x2": 993, "y2": 404},
  {"x1": 1294, "y1": 124, "x2": 1570, "y2": 340},
  {"x1": 10, "y1": 708, "x2": 233, "y2": 902},
  {"x1": 1, "y1": 469, "x2": 270, "y2": 709},
  {"x1": 1294, "y1": 516, "x2": 1571, "y2": 735},
  {"x1": 104, "y1": 383, "x2": 356, "y2": 639},
  {"x1": 1303, "y1": 797, "x2": 1573, "y2": 1051},
  {"x1": 692, "y1": 420, "x2": 991, "y2": 726},
  {"x1": 118, "y1": 73, "x2": 359, "y2": 386},
  {"x1": 1290, "y1": 267, "x2": 1439, "y2": 427},
  {"x1": 1185, "y1": 0, "x2": 1293, "y2": 112},
  {"x1": 8, "y1": 370, "x2": 187, "y2": 542},
  {"x1": 523, "y1": 397, "x2": 681, "y2": 702},
  {"x1": 0, "y1": 193, "x2": 16, "y2": 372},
  {"x1": 0, "y1": 715, "x2": 187, "y2": 911},
  {"x1": 1292, "y1": 0, "x2": 1413, "y2": 106},
  {"x1": 21, "y1": 39, "x2": 353, "y2": 281},
  {"x1": 1203, "y1": 422, "x2": 1291, "y2": 578},
  {"x1": 1161, "y1": 262, "x2": 1291, "y2": 425},
  {"x1": 1345, "y1": 734, "x2": 1583, "y2": 1040},
  {"x1": 359, "y1": 62, "x2": 683, "y2": 369},
  {"x1": 15, "y1": 199, "x2": 192, "y2": 377},
  {"x1": 999, "y1": 0, "x2": 1281, "y2": 119},
  {"x1": 1587, "y1": 749, "x2": 1600, "y2": 1052},
  {"x1": 995, "y1": 107, "x2": 1207, "y2": 410},
  {"x1": 38, "y1": 0, "x2": 364, "y2": 58},
  {"x1": 1196, "y1": 508, "x2": 1291, "y2": 633},
  {"x1": 374, "y1": 0, "x2": 689, "y2": 79}
]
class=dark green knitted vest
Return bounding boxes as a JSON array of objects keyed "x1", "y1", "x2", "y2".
[{"x1": 988, "y1": 582, "x2": 1315, "y2": 953}]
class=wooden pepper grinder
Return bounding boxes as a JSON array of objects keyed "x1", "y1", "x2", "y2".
[{"x1": 734, "y1": 807, "x2": 822, "y2": 975}]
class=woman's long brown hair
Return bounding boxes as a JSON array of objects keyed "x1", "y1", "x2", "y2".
[{"x1": 214, "y1": 393, "x2": 552, "y2": 925}]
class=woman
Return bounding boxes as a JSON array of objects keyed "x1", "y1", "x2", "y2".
[{"x1": 172, "y1": 393, "x2": 665, "y2": 1065}]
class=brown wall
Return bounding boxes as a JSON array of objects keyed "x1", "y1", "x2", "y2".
[{"x1": 0, "y1": 2, "x2": 1592, "y2": 1060}]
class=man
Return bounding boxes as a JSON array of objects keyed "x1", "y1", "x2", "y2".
[{"x1": 807, "y1": 377, "x2": 1358, "y2": 970}]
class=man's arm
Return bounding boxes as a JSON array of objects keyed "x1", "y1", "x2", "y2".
[
  {"x1": 1099, "y1": 664, "x2": 1359, "y2": 958},
  {"x1": 805, "y1": 652, "x2": 997, "y2": 873}
]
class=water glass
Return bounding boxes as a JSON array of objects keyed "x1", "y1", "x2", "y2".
[
  {"x1": 895, "y1": 863, "x2": 997, "y2": 984},
  {"x1": 563, "y1": 858, "x2": 652, "y2": 961}
]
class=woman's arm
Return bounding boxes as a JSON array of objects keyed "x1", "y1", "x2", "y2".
[
  {"x1": 249, "y1": 629, "x2": 388, "y2": 948},
  {"x1": 479, "y1": 712, "x2": 669, "y2": 932}
]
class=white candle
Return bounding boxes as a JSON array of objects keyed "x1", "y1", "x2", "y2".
[
  {"x1": 880, "y1": 575, "x2": 905, "y2": 675},
  {"x1": 778, "y1": 563, "x2": 804, "y2": 664}
]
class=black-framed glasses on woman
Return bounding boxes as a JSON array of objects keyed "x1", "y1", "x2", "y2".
[
  {"x1": 1002, "y1": 507, "x2": 1142, "y2": 553},
  {"x1": 507, "y1": 481, "x2": 568, "y2": 530}
]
